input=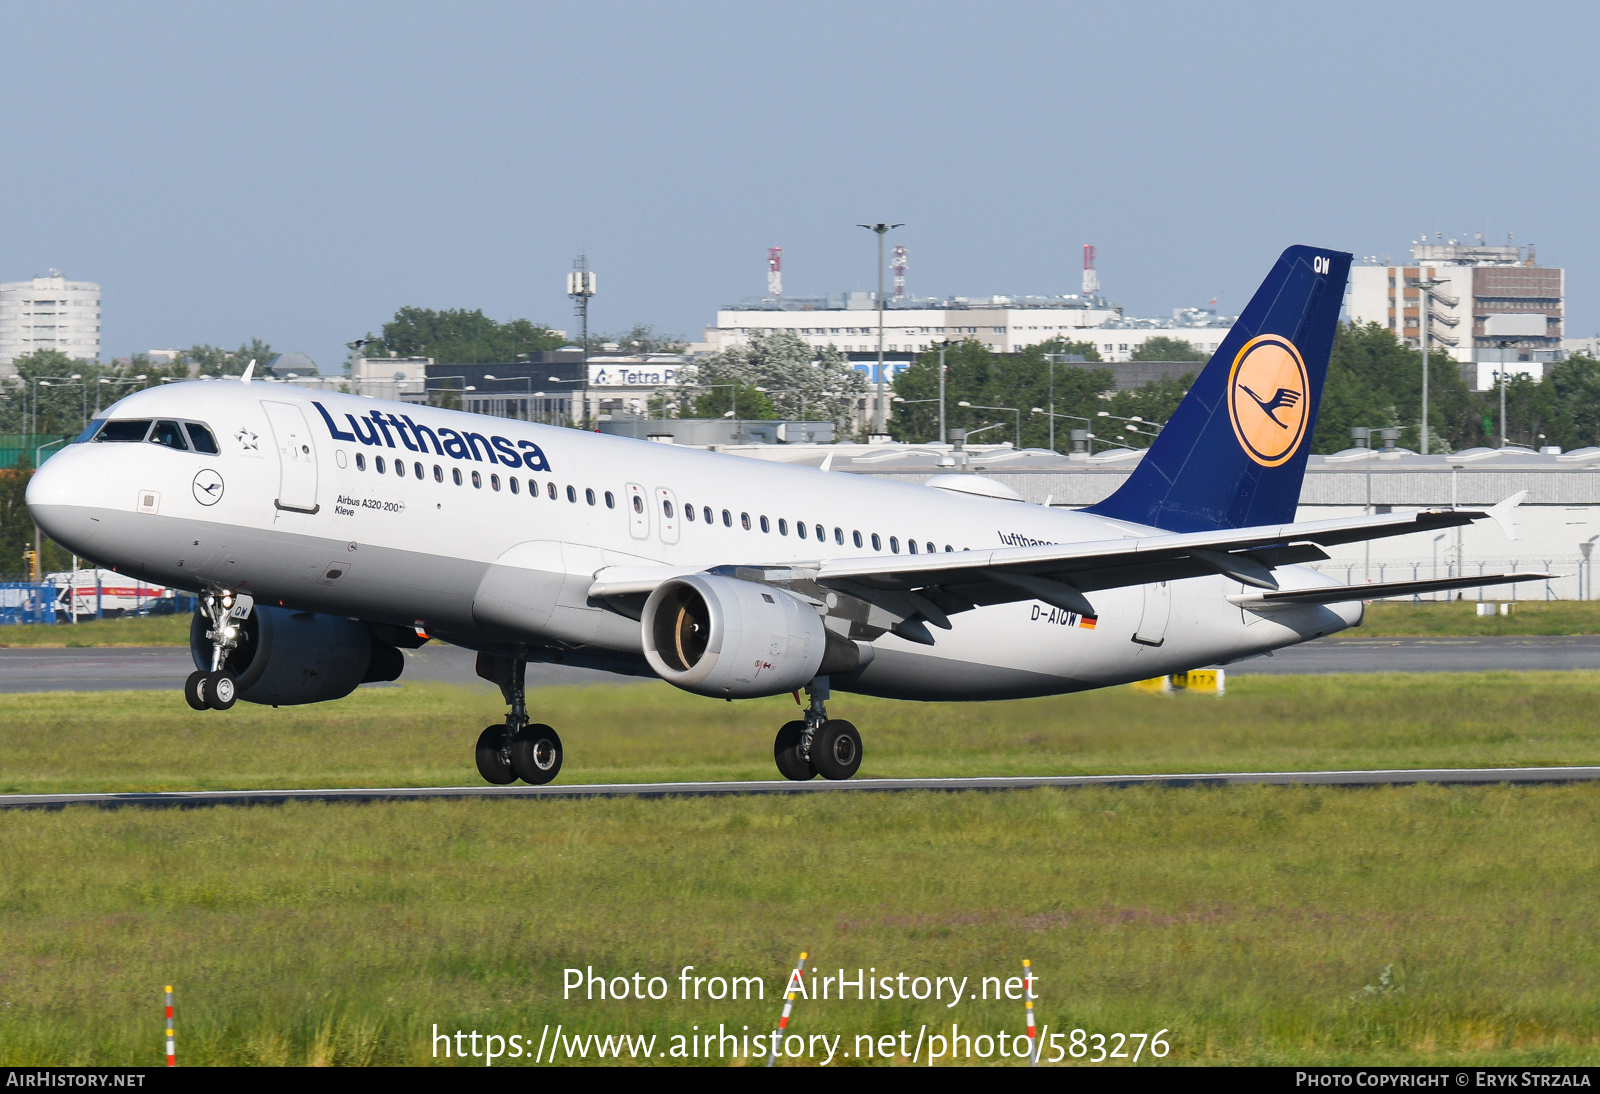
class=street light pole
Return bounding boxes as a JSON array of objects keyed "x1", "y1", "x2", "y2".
[
  {"x1": 1497, "y1": 339, "x2": 1510, "y2": 447},
  {"x1": 931, "y1": 335, "x2": 948, "y2": 444},
  {"x1": 958, "y1": 401, "x2": 1022, "y2": 447},
  {"x1": 858, "y1": 222, "x2": 903, "y2": 437}
]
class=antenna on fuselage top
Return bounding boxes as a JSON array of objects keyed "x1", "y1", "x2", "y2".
[{"x1": 240, "y1": 359, "x2": 256, "y2": 383}]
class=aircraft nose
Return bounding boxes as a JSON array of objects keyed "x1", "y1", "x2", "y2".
[{"x1": 26, "y1": 446, "x2": 108, "y2": 552}]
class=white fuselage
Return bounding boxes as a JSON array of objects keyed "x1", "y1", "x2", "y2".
[{"x1": 27, "y1": 382, "x2": 1360, "y2": 701}]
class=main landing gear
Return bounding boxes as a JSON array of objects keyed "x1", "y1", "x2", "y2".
[
  {"x1": 474, "y1": 654, "x2": 564, "y2": 786},
  {"x1": 774, "y1": 678, "x2": 862, "y2": 782},
  {"x1": 185, "y1": 590, "x2": 246, "y2": 712}
]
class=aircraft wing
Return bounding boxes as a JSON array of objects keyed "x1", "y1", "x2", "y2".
[{"x1": 588, "y1": 495, "x2": 1541, "y2": 641}]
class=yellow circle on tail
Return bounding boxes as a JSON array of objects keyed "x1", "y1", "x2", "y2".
[{"x1": 1226, "y1": 335, "x2": 1309, "y2": 467}]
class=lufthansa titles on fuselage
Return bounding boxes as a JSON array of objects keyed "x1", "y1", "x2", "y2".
[{"x1": 312, "y1": 402, "x2": 551, "y2": 473}]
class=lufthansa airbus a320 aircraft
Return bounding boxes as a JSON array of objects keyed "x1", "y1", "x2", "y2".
[{"x1": 27, "y1": 247, "x2": 1544, "y2": 785}]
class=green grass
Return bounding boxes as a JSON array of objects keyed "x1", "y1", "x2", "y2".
[
  {"x1": 0, "y1": 613, "x2": 190, "y2": 647},
  {"x1": 1, "y1": 673, "x2": 1599, "y2": 795},
  {"x1": 1352, "y1": 599, "x2": 1600, "y2": 636},
  {"x1": 3, "y1": 678, "x2": 1600, "y2": 1066},
  {"x1": 2, "y1": 785, "x2": 1599, "y2": 1066}
]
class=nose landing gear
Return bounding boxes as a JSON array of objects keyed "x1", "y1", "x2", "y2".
[
  {"x1": 185, "y1": 591, "x2": 249, "y2": 711},
  {"x1": 773, "y1": 678, "x2": 862, "y2": 782},
  {"x1": 474, "y1": 653, "x2": 564, "y2": 785}
]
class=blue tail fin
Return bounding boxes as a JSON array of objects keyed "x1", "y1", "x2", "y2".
[{"x1": 1084, "y1": 245, "x2": 1350, "y2": 532}]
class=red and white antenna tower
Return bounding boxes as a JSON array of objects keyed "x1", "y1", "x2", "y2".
[
  {"x1": 1082, "y1": 244, "x2": 1099, "y2": 297},
  {"x1": 891, "y1": 244, "x2": 908, "y2": 296},
  {"x1": 767, "y1": 246, "x2": 782, "y2": 297}
]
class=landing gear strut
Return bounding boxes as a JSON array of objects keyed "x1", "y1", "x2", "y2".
[
  {"x1": 774, "y1": 678, "x2": 862, "y2": 782},
  {"x1": 185, "y1": 590, "x2": 247, "y2": 712},
  {"x1": 475, "y1": 654, "x2": 563, "y2": 786}
]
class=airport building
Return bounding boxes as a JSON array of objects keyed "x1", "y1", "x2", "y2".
[
  {"x1": 0, "y1": 271, "x2": 101, "y2": 374},
  {"x1": 695, "y1": 296, "x2": 1235, "y2": 364},
  {"x1": 712, "y1": 440, "x2": 1600, "y2": 601},
  {"x1": 1345, "y1": 239, "x2": 1564, "y2": 390}
]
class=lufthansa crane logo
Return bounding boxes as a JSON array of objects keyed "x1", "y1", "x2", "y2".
[
  {"x1": 1226, "y1": 334, "x2": 1309, "y2": 468},
  {"x1": 192, "y1": 469, "x2": 225, "y2": 506}
]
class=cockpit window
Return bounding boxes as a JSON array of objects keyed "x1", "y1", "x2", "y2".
[
  {"x1": 74, "y1": 421, "x2": 105, "y2": 444},
  {"x1": 149, "y1": 420, "x2": 189, "y2": 451},
  {"x1": 96, "y1": 420, "x2": 152, "y2": 442},
  {"x1": 185, "y1": 423, "x2": 220, "y2": 454}
]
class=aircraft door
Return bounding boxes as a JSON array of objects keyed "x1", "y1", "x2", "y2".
[
  {"x1": 655, "y1": 487, "x2": 680, "y2": 545},
  {"x1": 262, "y1": 400, "x2": 319, "y2": 513},
  {"x1": 1132, "y1": 580, "x2": 1170, "y2": 647},
  {"x1": 625, "y1": 483, "x2": 649, "y2": 540}
]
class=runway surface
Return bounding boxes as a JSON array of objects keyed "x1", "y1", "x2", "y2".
[
  {"x1": 4, "y1": 766, "x2": 1598, "y2": 810},
  {"x1": 0, "y1": 636, "x2": 1596, "y2": 693}
]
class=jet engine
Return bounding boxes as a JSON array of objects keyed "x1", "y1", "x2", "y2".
[
  {"x1": 189, "y1": 605, "x2": 404, "y2": 706},
  {"x1": 640, "y1": 574, "x2": 871, "y2": 698}
]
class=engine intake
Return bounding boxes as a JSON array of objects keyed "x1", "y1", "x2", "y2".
[
  {"x1": 190, "y1": 605, "x2": 403, "y2": 706},
  {"x1": 642, "y1": 574, "x2": 865, "y2": 698}
]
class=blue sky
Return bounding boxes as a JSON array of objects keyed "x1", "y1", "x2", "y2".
[{"x1": 2, "y1": 1, "x2": 1595, "y2": 368}]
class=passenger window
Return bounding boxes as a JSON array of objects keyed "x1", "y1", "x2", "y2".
[
  {"x1": 852, "y1": 531, "x2": 862, "y2": 548},
  {"x1": 815, "y1": 524, "x2": 824, "y2": 541},
  {"x1": 685, "y1": 503, "x2": 696, "y2": 521},
  {"x1": 760, "y1": 516, "x2": 770, "y2": 533},
  {"x1": 890, "y1": 537, "x2": 900, "y2": 553},
  {"x1": 872, "y1": 533, "x2": 881, "y2": 551},
  {"x1": 356, "y1": 453, "x2": 366, "y2": 471},
  {"x1": 96, "y1": 419, "x2": 152, "y2": 442},
  {"x1": 778, "y1": 518, "x2": 787, "y2": 536},
  {"x1": 834, "y1": 527, "x2": 843, "y2": 545},
  {"x1": 547, "y1": 482, "x2": 557, "y2": 500},
  {"x1": 453, "y1": 468, "x2": 463, "y2": 485},
  {"x1": 491, "y1": 474, "x2": 502, "y2": 491},
  {"x1": 472, "y1": 470, "x2": 482, "y2": 488},
  {"x1": 722, "y1": 509, "x2": 732, "y2": 527},
  {"x1": 434, "y1": 465, "x2": 443, "y2": 482},
  {"x1": 631, "y1": 494, "x2": 642, "y2": 513},
  {"x1": 606, "y1": 491, "x2": 616, "y2": 509},
  {"x1": 376, "y1": 456, "x2": 387, "y2": 473},
  {"x1": 149, "y1": 420, "x2": 188, "y2": 450},
  {"x1": 586, "y1": 488, "x2": 596, "y2": 506},
  {"x1": 927, "y1": 542, "x2": 935, "y2": 554},
  {"x1": 741, "y1": 512, "x2": 751, "y2": 530},
  {"x1": 797, "y1": 522, "x2": 808, "y2": 540},
  {"x1": 510, "y1": 477, "x2": 520, "y2": 494},
  {"x1": 703, "y1": 506, "x2": 713, "y2": 524},
  {"x1": 567, "y1": 485, "x2": 577, "y2": 503},
  {"x1": 663, "y1": 500, "x2": 674, "y2": 518},
  {"x1": 945, "y1": 545, "x2": 953, "y2": 552},
  {"x1": 395, "y1": 460, "x2": 406, "y2": 477},
  {"x1": 909, "y1": 540, "x2": 918, "y2": 554},
  {"x1": 185, "y1": 423, "x2": 220, "y2": 454},
  {"x1": 415, "y1": 461, "x2": 424, "y2": 479}
]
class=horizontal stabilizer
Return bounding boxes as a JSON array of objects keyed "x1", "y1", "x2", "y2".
[{"x1": 1228, "y1": 571, "x2": 1555, "y2": 609}]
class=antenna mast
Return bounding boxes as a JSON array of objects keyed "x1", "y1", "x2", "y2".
[
  {"x1": 767, "y1": 246, "x2": 782, "y2": 298},
  {"x1": 892, "y1": 244, "x2": 908, "y2": 297},
  {"x1": 1081, "y1": 244, "x2": 1099, "y2": 298},
  {"x1": 566, "y1": 253, "x2": 597, "y2": 363}
]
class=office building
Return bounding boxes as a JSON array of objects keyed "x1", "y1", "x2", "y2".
[
  {"x1": 1346, "y1": 238, "x2": 1564, "y2": 390},
  {"x1": 0, "y1": 271, "x2": 101, "y2": 374}
]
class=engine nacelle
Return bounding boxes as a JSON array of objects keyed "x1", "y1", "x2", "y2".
[
  {"x1": 641, "y1": 575, "x2": 832, "y2": 698},
  {"x1": 190, "y1": 605, "x2": 403, "y2": 706}
]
